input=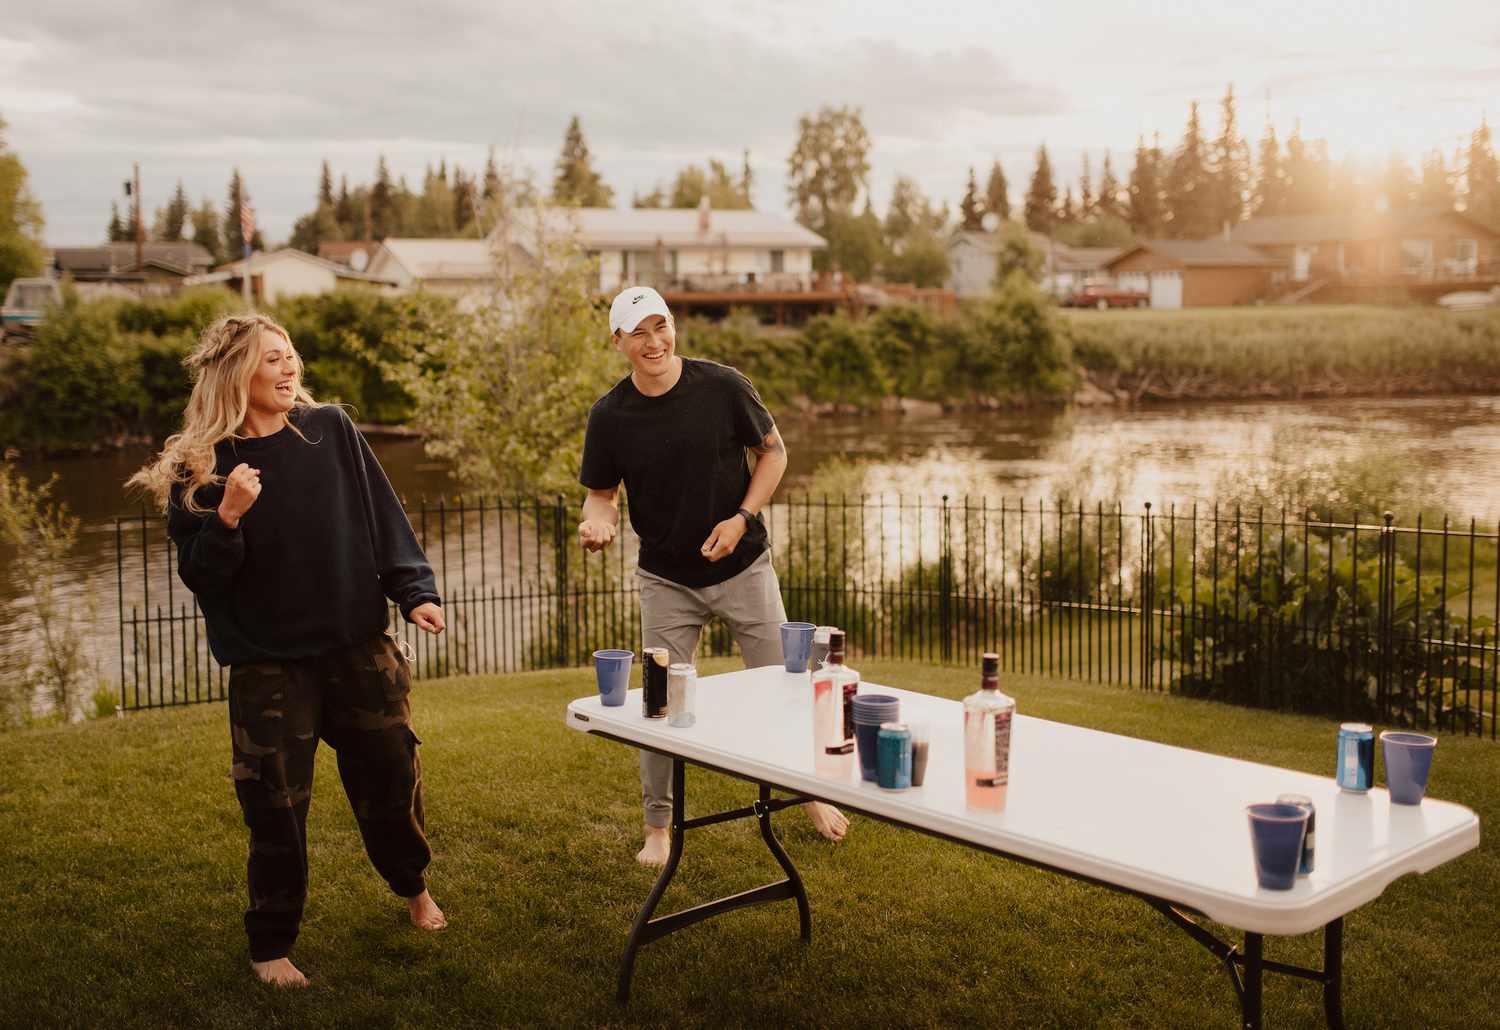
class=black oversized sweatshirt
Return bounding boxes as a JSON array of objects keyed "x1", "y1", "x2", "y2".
[{"x1": 166, "y1": 404, "x2": 439, "y2": 666}]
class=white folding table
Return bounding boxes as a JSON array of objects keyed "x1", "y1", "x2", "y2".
[{"x1": 565, "y1": 667, "x2": 1480, "y2": 1028}]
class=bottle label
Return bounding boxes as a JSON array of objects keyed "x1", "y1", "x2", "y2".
[{"x1": 976, "y1": 710, "x2": 1012, "y2": 787}]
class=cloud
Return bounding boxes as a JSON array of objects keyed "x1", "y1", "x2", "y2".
[{"x1": 6, "y1": 0, "x2": 1062, "y2": 241}]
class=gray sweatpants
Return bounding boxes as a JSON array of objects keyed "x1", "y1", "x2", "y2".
[{"x1": 637, "y1": 549, "x2": 787, "y2": 828}]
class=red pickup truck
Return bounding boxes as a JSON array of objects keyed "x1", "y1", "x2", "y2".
[{"x1": 1061, "y1": 284, "x2": 1150, "y2": 309}]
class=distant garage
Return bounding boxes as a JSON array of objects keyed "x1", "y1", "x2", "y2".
[{"x1": 1105, "y1": 239, "x2": 1280, "y2": 309}]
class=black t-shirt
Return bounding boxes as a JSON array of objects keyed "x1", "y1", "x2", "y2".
[
  {"x1": 579, "y1": 358, "x2": 775, "y2": 588},
  {"x1": 166, "y1": 404, "x2": 440, "y2": 666}
]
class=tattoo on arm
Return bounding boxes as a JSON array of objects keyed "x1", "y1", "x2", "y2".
[{"x1": 751, "y1": 428, "x2": 786, "y2": 457}]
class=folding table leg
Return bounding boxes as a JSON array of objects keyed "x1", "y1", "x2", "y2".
[
  {"x1": 1241, "y1": 932, "x2": 1264, "y2": 1030},
  {"x1": 1322, "y1": 918, "x2": 1345, "y2": 1030},
  {"x1": 757, "y1": 784, "x2": 811, "y2": 941},
  {"x1": 616, "y1": 759, "x2": 687, "y2": 1003}
]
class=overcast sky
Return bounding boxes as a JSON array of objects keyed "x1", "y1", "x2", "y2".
[{"x1": 6, "y1": 0, "x2": 1498, "y2": 245}]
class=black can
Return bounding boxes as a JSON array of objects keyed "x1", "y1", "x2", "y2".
[{"x1": 642, "y1": 647, "x2": 670, "y2": 719}]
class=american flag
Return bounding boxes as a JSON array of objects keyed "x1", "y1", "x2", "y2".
[{"x1": 240, "y1": 198, "x2": 256, "y2": 251}]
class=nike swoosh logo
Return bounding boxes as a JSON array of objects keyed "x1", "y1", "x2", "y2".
[{"x1": 632, "y1": 294, "x2": 644, "y2": 304}]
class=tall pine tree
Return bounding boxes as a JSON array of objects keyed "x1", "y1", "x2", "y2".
[
  {"x1": 551, "y1": 115, "x2": 614, "y2": 207},
  {"x1": 370, "y1": 154, "x2": 395, "y2": 238},
  {"x1": 1417, "y1": 149, "x2": 1454, "y2": 211},
  {"x1": 153, "y1": 181, "x2": 190, "y2": 241},
  {"x1": 1209, "y1": 85, "x2": 1250, "y2": 231},
  {"x1": 1164, "y1": 101, "x2": 1214, "y2": 238},
  {"x1": 192, "y1": 198, "x2": 222, "y2": 264},
  {"x1": 958, "y1": 167, "x2": 983, "y2": 230},
  {"x1": 1282, "y1": 124, "x2": 1330, "y2": 215},
  {"x1": 1078, "y1": 153, "x2": 1094, "y2": 218},
  {"x1": 319, "y1": 161, "x2": 335, "y2": 207},
  {"x1": 984, "y1": 160, "x2": 1010, "y2": 222},
  {"x1": 1128, "y1": 134, "x2": 1164, "y2": 237},
  {"x1": 1252, "y1": 122, "x2": 1285, "y2": 217},
  {"x1": 107, "y1": 201, "x2": 126, "y2": 242},
  {"x1": 1023, "y1": 145, "x2": 1057, "y2": 234},
  {"x1": 1465, "y1": 118, "x2": 1500, "y2": 229},
  {"x1": 224, "y1": 168, "x2": 247, "y2": 255},
  {"x1": 1096, "y1": 152, "x2": 1122, "y2": 219}
]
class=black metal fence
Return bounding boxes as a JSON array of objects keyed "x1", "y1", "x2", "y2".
[{"x1": 114, "y1": 495, "x2": 1499, "y2": 738}]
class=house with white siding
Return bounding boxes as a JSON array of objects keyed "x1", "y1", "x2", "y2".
[{"x1": 187, "y1": 249, "x2": 396, "y2": 303}]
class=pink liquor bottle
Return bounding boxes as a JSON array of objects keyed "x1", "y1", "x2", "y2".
[{"x1": 963, "y1": 652, "x2": 1014, "y2": 810}]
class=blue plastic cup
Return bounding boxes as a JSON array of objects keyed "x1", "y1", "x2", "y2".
[
  {"x1": 779, "y1": 622, "x2": 816, "y2": 673},
  {"x1": 1381, "y1": 731, "x2": 1437, "y2": 805},
  {"x1": 1246, "y1": 803, "x2": 1310, "y2": 891},
  {"x1": 592, "y1": 649, "x2": 634, "y2": 707}
]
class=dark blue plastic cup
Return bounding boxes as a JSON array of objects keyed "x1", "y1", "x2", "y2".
[
  {"x1": 1246, "y1": 803, "x2": 1310, "y2": 890},
  {"x1": 852, "y1": 694, "x2": 899, "y2": 781},
  {"x1": 779, "y1": 622, "x2": 816, "y2": 673},
  {"x1": 592, "y1": 649, "x2": 634, "y2": 707},
  {"x1": 1381, "y1": 731, "x2": 1437, "y2": 805}
]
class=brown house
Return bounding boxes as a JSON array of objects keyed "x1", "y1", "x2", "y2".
[
  {"x1": 1104, "y1": 240, "x2": 1280, "y2": 308},
  {"x1": 1229, "y1": 209, "x2": 1500, "y2": 288}
]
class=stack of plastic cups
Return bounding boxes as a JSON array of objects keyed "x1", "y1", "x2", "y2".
[{"x1": 851, "y1": 694, "x2": 900, "y2": 781}]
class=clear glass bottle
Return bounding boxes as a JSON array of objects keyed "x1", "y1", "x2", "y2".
[
  {"x1": 822, "y1": 629, "x2": 860, "y2": 751},
  {"x1": 964, "y1": 652, "x2": 1014, "y2": 810}
]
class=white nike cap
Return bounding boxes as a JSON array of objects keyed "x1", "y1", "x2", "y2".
[{"x1": 608, "y1": 285, "x2": 672, "y2": 335}]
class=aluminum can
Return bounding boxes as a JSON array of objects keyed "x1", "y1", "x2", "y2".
[
  {"x1": 667, "y1": 662, "x2": 697, "y2": 727},
  {"x1": 1336, "y1": 722, "x2": 1375, "y2": 792},
  {"x1": 1276, "y1": 792, "x2": 1316, "y2": 875},
  {"x1": 642, "y1": 647, "x2": 669, "y2": 719},
  {"x1": 876, "y1": 722, "x2": 912, "y2": 790}
]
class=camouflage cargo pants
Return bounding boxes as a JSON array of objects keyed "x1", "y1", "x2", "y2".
[{"x1": 228, "y1": 633, "x2": 430, "y2": 961}]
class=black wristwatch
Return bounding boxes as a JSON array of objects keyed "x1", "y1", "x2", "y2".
[{"x1": 737, "y1": 507, "x2": 756, "y2": 526}]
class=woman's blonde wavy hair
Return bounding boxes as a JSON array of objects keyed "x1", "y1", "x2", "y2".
[{"x1": 127, "y1": 313, "x2": 318, "y2": 515}]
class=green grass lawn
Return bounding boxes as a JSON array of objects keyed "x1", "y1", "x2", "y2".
[{"x1": 1, "y1": 659, "x2": 1492, "y2": 1028}]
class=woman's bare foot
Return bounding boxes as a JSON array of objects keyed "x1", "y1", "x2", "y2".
[
  {"x1": 805, "y1": 801, "x2": 848, "y2": 841},
  {"x1": 250, "y1": 957, "x2": 308, "y2": 988},
  {"x1": 636, "y1": 824, "x2": 670, "y2": 866},
  {"x1": 407, "y1": 889, "x2": 447, "y2": 930}
]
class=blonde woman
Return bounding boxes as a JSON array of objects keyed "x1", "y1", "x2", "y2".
[{"x1": 129, "y1": 314, "x2": 447, "y2": 988}]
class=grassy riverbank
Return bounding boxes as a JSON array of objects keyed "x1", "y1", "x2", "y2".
[
  {"x1": 1, "y1": 657, "x2": 1492, "y2": 1027},
  {"x1": 1065, "y1": 304, "x2": 1500, "y2": 401}
]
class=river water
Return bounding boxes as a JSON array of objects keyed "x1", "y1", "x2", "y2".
[{"x1": 6, "y1": 393, "x2": 1499, "y2": 713}]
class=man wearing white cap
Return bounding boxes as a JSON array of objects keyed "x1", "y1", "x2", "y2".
[{"x1": 578, "y1": 286, "x2": 849, "y2": 865}]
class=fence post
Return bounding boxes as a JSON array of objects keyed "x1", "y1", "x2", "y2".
[
  {"x1": 554, "y1": 496, "x2": 568, "y2": 667},
  {"x1": 1376, "y1": 511, "x2": 1396, "y2": 720},
  {"x1": 1141, "y1": 502, "x2": 1155, "y2": 691},
  {"x1": 940, "y1": 495, "x2": 953, "y2": 663}
]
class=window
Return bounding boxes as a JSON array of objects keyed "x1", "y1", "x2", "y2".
[
  {"x1": 769, "y1": 249, "x2": 785, "y2": 274},
  {"x1": 627, "y1": 249, "x2": 677, "y2": 283},
  {"x1": 1399, "y1": 239, "x2": 1433, "y2": 276}
]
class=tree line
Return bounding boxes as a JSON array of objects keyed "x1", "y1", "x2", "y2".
[{"x1": 66, "y1": 87, "x2": 1500, "y2": 286}]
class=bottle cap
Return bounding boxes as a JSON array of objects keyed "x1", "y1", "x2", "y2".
[
  {"x1": 982, "y1": 652, "x2": 1000, "y2": 677},
  {"x1": 829, "y1": 629, "x2": 845, "y2": 651}
]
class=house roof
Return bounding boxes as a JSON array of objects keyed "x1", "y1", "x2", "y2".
[
  {"x1": 948, "y1": 229, "x2": 1120, "y2": 270},
  {"x1": 53, "y1": 242, "x2": 215, "y2": 276},
  {"x1": 212, "y1": 248, "x2": 396, "y2": 284},
  {"x1": 1229, "y1": 207, "x2": 1497, "y2": 246},
  {"x1": 507, "y1": 207, "x2": 826, "y2": 251},
  {"x1": 316, "y1": 240, "x2": 384, "y2": 268},
  {"x1": 374, "y1": 238, "x2": 498, "y2": 281},
  {"x1": 1107, "y1": 239, "x2": 1282, "y2": 269}
]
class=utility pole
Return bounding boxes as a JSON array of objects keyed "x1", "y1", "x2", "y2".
[{"x1": 133, "y1": 162, "x2": 144, "y2": 279}]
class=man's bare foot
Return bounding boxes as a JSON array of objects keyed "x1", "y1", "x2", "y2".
[
  {"x1": 251, "y1": 957, "x2": 308, "y2": 988},
  {"x1": 407, "y1": 889, "x2": 447, "y2": 930},
  {"x1": 637, "y1": 824, "x2": 670, "y2": 866},
  {"x1": 805, "y1": 801, "x2": 849, "y2": 841}
]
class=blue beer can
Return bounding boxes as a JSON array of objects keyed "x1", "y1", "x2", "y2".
[
  {"x1": 1336, "y1": 722, "x2": 1375, "y2": 792},
  {"x1": 877, "y1": 722, "x2": 912, "y2": 790}
]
